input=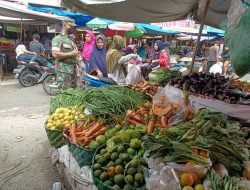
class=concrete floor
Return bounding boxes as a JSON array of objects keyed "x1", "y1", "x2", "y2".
[{"x1": 0, "y1": 79, "x2": 61, "y2": 190}]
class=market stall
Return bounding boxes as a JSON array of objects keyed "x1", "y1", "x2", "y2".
[{"x1": 44, "y1": 69, "x2": 250, "y2": 190}]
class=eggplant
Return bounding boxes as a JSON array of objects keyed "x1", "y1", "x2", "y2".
[
  {"x1": 189, "y1": 85, "x2": 197, "y2": 93},
  {"x1": 224, "y1": 89, "x2": 243, "y2": 98}
]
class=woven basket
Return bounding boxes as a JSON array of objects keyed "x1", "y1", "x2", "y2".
[
  {"x1": 68, "y1": 141, "x2": 95, "y2": 167},
  {"x1": 45, "y1": 127, "x2": 66, "y2": 148}
]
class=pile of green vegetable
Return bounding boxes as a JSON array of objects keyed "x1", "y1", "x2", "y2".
[
  {"x1": 49, "y1": 88, "x2": 86, "y2": 114},
  {"x1": 145, "y1": 109, "x2": 249, "y2": 175},
  {"x1": 149, "y1": 68, "x2": 181, "y2": 85},
  {"x1": 50, "y1": 86, "x2": 146, "y2": 121},
  {"x1": 81, "y1": 86, "x2": 146, "y2": 121},
  {"x1": 92, "y1": 124, "x2": 147, "y2": 190}
]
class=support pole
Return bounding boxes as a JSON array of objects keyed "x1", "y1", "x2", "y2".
[
  {"x1": 189, "y1": 0, "x2": 211, "y2": 73},
  {"x1": 20, "y1": 17, "x2": 23, "y2": 41}
]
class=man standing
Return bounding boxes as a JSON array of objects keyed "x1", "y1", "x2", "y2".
[
  {"x1": 51, "y1": 20, "x2": 79, "y2": 89},
  {"x1": 207, "y1": 42, "x2": 219, "y2": 72}
]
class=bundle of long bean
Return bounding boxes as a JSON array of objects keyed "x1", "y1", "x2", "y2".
[
  {"x1": 50, "y1": 88, "x2": 87, "y2": 114},
  {"x1": 82, "y1": 86, "x2": 146, "y2": 121}
]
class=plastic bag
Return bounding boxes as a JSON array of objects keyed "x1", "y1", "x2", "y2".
[
  {"x1": 152, "y1": 87, "x2": 173, "y2": 116},
  {"x1": 168, "y1": 106, "x2": 195, "y2": 126},
  {"x1": 164, "y1": 85, "x2": 184, "y2": 105},
  {"x1": 125, "y1": 64, "x2": 144, "y2": 85},
  {"x1": 238, "y1": 180, "x2": 250, "y2": 190},
  {"x1": 225, "y1": 8, "x2": 250, "y2": 77},
  {"x1": 147, "y1": 166, "x2": 181, "y2": 190},
  {"x1": 213, "y1": 163, "x2": 228, "y2": 177},
  {"x1": 166, "y1": 162, "x2": 207, "y2": 178}
]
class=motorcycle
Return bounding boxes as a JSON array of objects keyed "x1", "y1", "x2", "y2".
[
  {"x1": 13, "y1": 60, "x2": 55, "y2": 87},
  {"x1": 42, "y1": 72, "x2": 117, "y2": 96}
]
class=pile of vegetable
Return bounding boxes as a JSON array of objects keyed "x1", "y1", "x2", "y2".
[
  {"x1": 149, "y1": 68, "x2": 181, "y2": 85},
  {"x1": 79, "y1": 86, "x2": 146, "y2": 121},
  {"x1": 64, "y1": 118, "x2": 108, "y2": 148},
  {"x1": 229, "y1": 79, "x2": 250, "y2": 93},
  {"x1": 168, "y1": 72, "x2": 250, "y2": 104},
  {"x1": 144, "y1": 109, "x2": 250, "y2": 189},
  {"x1": 92, "y1": 125, "x2": 147, "y2": 190},
  {"x1": 46, "y1": 106, "x2": 84, "y2": 130},
  {"x1": 129, "y1": 80, "x2": 160, "y2": 97},
  {"x1": 119, "y1": 97, "x2": 194, "y2": 135},
  {"x1": 50, "y1": 88, "x2": 87, "y2": 114}
]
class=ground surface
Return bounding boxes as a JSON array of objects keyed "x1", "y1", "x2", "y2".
[{"x1": 0, "y1": 79, "x2": 61, "y2": 190}]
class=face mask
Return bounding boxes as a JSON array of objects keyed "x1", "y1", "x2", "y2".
[{"x1": 67, "y1": 28, "x2": 74, "y2": 35}]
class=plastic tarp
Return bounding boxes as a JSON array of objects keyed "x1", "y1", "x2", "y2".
[
  {"x1": 0, "y1": 16, "x2": 48, "y2": 25},
  {"x1": 125, "y1": 27, "x2": 144, "y2": 38},
  {"x1": 62, "y1": 0, "x2": 230, "y2": 28},
  {"x1": 0, "y1": 0, "x2": 70, "y2": 22},
  {"x1": 86, "y1": 18, "x2": 115, "y2": 28},
  {"x1": 27, "y1": 4, "x2": 93, "y2": 27},
  {"x1": 136, "y1": 24, "x2": 180, "y2": 35}
]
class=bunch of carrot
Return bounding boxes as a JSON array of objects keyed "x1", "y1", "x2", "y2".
[
  {"x1": 65, "y1": 119, "x2": 107, "y2": 148},
  {"x1": 130, "y1": 80, "x2": 160, "y2": 97},
  {"x1": 120, "y1": 100, "x2": 194, "y2": 135}
]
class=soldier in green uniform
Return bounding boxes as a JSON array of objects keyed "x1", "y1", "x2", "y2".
[{"x1": 52, "y1": 20, "x2": 79, "y2": 89}]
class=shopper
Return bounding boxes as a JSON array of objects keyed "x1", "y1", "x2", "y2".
[
  {"x1": 88, "y1": 34, "x2": 108, "y2": 77},
  {"x1": 51, "y1": 20, "x2": 79, "y2": 89},
  {"x1": 106, "y1": 35, "x2": 126, "y2": 84},
  {"x1": 151, "y1": 40, "x2": 170, "y2": 68},
  {"x1": 81, "y1": 30, "x2": 95, "y2": 70},
  {"x1": 207, "y1": 42, "x2": 219, "y2": 72},
  {"x1": 222, "y1": 47, "x2": 230, "y2": 75}
]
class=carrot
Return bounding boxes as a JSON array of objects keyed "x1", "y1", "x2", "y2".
[
  {"x1": 89, "y1": 127, "x2": 107, "y2": 139},
  {"x1": 76, "y1": 129, "x2": 88, "y2": 135},
  {"x1": 85, "y1": 122, "x2": 103, "y2": 137},
  {"x1": 113, "y1": 116, "x2": 124, "y2": 124},
  {"x1": 128, "y1": 118, "x2": 141, "y2": 125},
  {"x1": 160, "y1": 116, "x2": 168, "y2": 127},
  {"x1": 199, "y1": 150, "x2": 209, "y2": 158},
  {"x1": 77, "y1": 121, "x2": 84, "y2": 128},
  {"x1": 70, "y1": 123, "x2": 77, "y2": 144},
  {"x1": 126, "y1": 110, "x2": 134, "y2": 117},
  {"x1": 147, "y1": 118, "x2": 156, "y2": 134},
  {"x1": 192, "y1": 148, "x2": 199, "y2": 155},
  {"x1": 144, "y1": 102, "x2": 152, "y2": 109},
  {"x1": 83, "y1": 137, "x2": 91, "y2": 146}
]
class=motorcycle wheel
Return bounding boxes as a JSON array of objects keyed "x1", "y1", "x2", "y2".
[
  {"x1": 18, "y1": 69, "x2": 35, "y2": 87},
  {"x1": 42, "y1": 74, "x2": 59, "y2": 96}
]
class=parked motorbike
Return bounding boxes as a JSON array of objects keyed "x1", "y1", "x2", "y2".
[
  {"x1": 42, "y1": 72, "x2": 117, "y2": 96},
  {"x1": 13, "y1": 60, "x2": 55, "y2": 87}
]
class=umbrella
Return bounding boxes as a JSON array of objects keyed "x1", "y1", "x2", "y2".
[
  {"x1": 125, "y1": 27, "x2": 144, "y2": 38},
  {"x1": 108, "y1": 22, "x2": 134, "y2": 31},
  {"x1": 86, "y1": 18, "x2": 114, "y2": 28}
]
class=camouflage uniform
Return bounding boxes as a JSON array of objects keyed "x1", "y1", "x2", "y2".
[{"x1": 52, "y1": 33, "x2": 78, "y2": 89}]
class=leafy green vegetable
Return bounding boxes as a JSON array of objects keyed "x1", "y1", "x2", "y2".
[{"x1": 149, "y1": 68, "x2": 180, "y2": 85}]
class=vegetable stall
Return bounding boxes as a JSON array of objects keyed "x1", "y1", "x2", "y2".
[{"x1": 44, "y1": 71, "x2": 250, "y2": 190}]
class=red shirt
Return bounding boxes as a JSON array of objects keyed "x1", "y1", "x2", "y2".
[{"x1": 155, "y1": 50, "x2": 169, "y2": 68}]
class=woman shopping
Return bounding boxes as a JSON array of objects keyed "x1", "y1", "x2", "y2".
[
  {"x1": 81, "y1": 30, "x2": 95, "y2": 70},
  {"x1": 88, "y1": 34, "x2": 108, "y2": 77}
]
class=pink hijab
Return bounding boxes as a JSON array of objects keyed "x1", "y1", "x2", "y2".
[{"x1": 82, "y1": 30, "x2": 95, "y2": 61}]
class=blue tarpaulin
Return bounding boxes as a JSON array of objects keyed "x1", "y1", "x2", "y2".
[
  {"x1": 136, "y1": 23, "x2": 180, "y2": 35},
  {"x1": 28, "y1": 4, "x2": 93, "y2": 27}
]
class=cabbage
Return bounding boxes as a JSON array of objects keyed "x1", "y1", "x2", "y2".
[{"x1": 149, "y1": 68, "x2": 180, "y2": 84}]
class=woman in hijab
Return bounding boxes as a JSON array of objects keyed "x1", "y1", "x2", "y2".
[
  {"x1": 151, "y1": 40, "x2": 170, "y2": 68},
  {"x1": 81, "y1": 30, "x2": 95, "y2": 69},
  {"x1": 88, "y1": 34, "x2": 108, "y2": 77},
  {"x1": 106, "y1": 35, "x2": 128, "y2": 84}
]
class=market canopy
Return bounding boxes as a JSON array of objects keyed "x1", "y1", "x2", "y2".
[
  {"x1": 27, "y1": 4, "x2": 93, "y2": 27},
  {"x1": 0, "y1": 16, "x2": 49, "y2": 25},
  {"x1": 0, "y1": 0, "x2": 70, "y2": 23},
  {"x1": 62, "y1": 0, "x2": 229, "y2": 28},
  {"x1": 86, "y1": 18, "x2": 115, "y2": 29}
]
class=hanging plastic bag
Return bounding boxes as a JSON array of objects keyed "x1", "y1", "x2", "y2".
[{"x1": 125, "y1": 64, "x2": 144, "y2": 85}]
